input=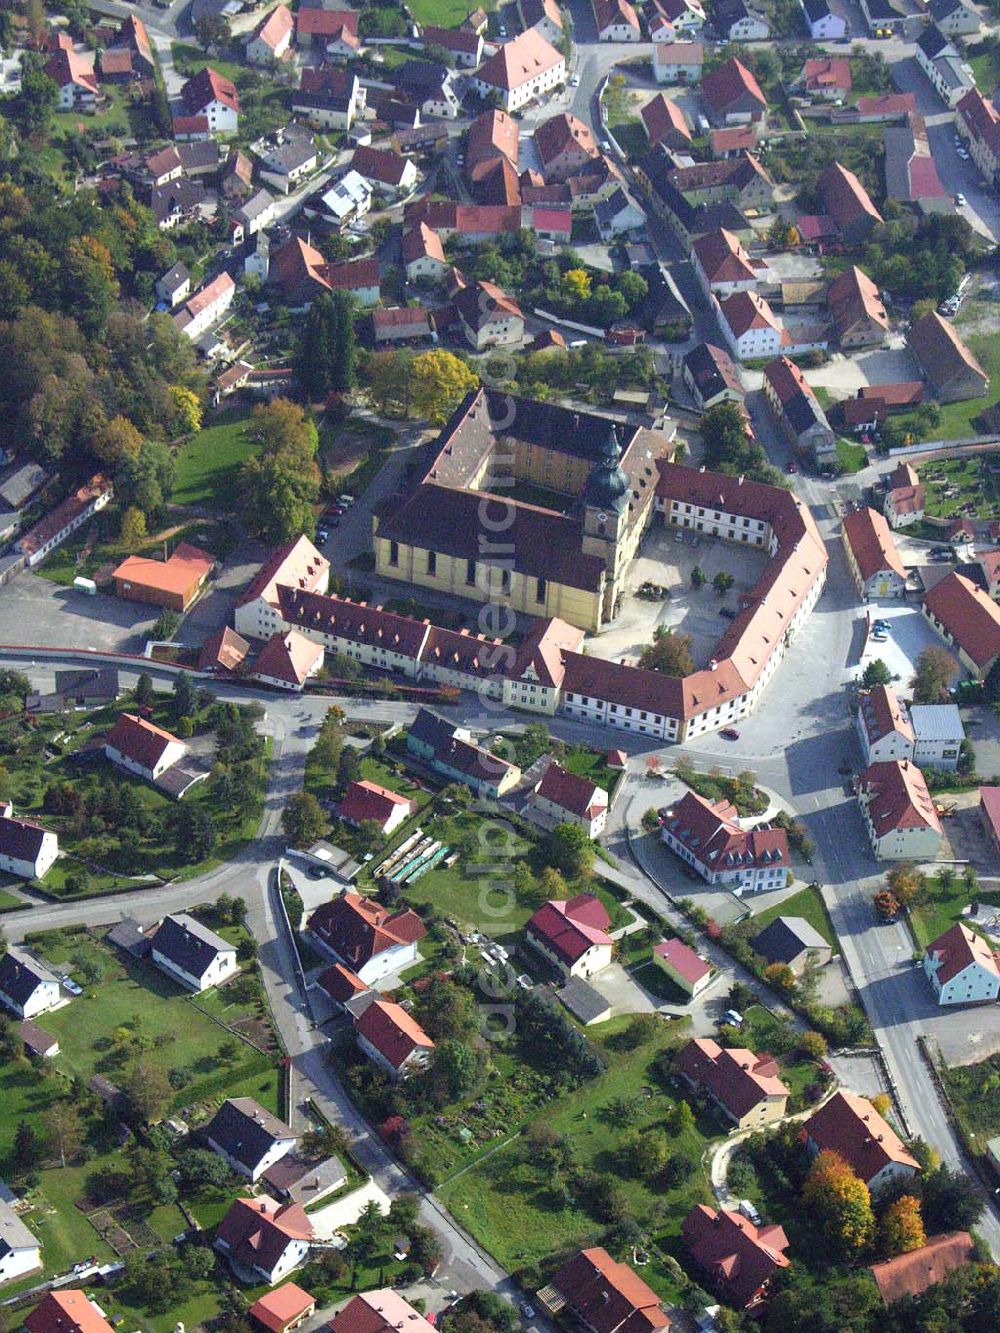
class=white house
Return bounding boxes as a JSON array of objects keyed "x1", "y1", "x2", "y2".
[
  {"x1": 470, "y1": 30, "x2": 566, "y2": 112},
  {"x1": 714, "y1": 290, "x2": 782, "y2": 362},
  {"x1": 151, "y1": 912, "x2": 239, "y2": 993},
  {"x1": 355, "y1": 998, "x2": 435, "y2": 1079},
  {"x1": 856, "y1": 759, "x2": 943, "y2": 861},
  {"x1": 251, "y1": 629, "x2": 324, "y2": 692},
  {"x1": 660, "y1": 790, "x2": 790, "y2": 894},
  {"x1": 654, "y1": 41, "x2": 705, "y2": 84},
  {"x1": 924, "y1": 922, "x2": 1000, "y2": 1006},
  {"x1": 593, "y1": 0, "x2": 642, "y2": 41},
  {"x1": 105, "y1": 713, "x2": 188, "y2": 782},
  {"x1": 337, "y1": 780, "x2": 416, "y2": 837},
  {"x1": 0, "y1": 947, "x2": 62, "y2": 1020},
  {"x1": 519, "y1": 0, "x2": 564, "y2": 45},
  {"x1": 216, "y1": 1197, "x2": 312, "y2": 1285},
  {"x1": 528, "y1": 762, "x2": 609, "y2": 839},
  {"x1": 0, "y1": 804, "x2": 58, "y2": 880},
  {"x1": 246, "y1": 4, "x2": 294, "y2": 65},
  {"x1": 910, "y1": 704, "x2": 964, "y2": 772},
  {"x1": 799, "y1": 0, "x2": 847, "y2": 38},
  {"x1": 308, "y1": 892, "x2": 427, "y2": 986},
  {"x1": 805, "y1": 1090, "x2": 919, "y2": 1196},
  {"x1": 316, "y1": 170, "x2": 372, "y2": 227},
  {"x1": 233, "y1": 535, "x2": 329, "y2": 642},
  {"x1": 15, "y1": 475, "x2": 113, "y2": 569},
  {"x1": 173, "y1": 272, "x2": 236, "y2": 342},
  {"x1": 0, "y1": 1200, "x2": 41, "y2": 1286},
  {"x1": 526, "y1": 893, "x2": 614, "y2": 979},
  {"x1": 855, "y1": 685, "x2": 915, "y2": 765},
  {"x1": 180, "y1": 67, "x2": 240, "y2": 134},
  {"x1": 155, "y1": 262, "x2": 191, "y2": 308},
  {"x1": 205, "y1": 1097, "x2": 298, "y2": 1180}
]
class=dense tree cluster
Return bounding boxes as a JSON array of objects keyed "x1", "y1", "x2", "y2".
[{"x1": 700, "y1": 402, "x2": 788, "y2": 487}]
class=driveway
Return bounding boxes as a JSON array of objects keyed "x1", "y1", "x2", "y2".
[
  {"x1": 588, "y1": 961, "x2": 655, "y2": 1015},
  {"x1": 308, "y1": 1179, "x2": 393, "y2": 1241}
]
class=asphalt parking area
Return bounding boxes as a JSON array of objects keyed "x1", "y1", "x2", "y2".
[
  {"x1": 855, "y1": 601, "x2": 947, "y2": 690},
  {"x1": 0, "y1": 571, "x2": 154, "y2": 653}
]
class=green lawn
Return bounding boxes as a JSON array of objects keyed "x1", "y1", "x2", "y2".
[
  {"x1": 35, "y1": 518, "x2": 220, "y2": 588},
  {"x1": 942, "y1": 1052, "x2": 1000, "y2": 1139},
  {"x1": 916, "y1": 450, "x2": 1000, "y2": 520},
  {"x1": 908, "y1": 871, "x2": 1000, "y2": 949},
  {"x1": 736, "y1": 1005, "x2": 818, "y2": 1100},
  {"x1": 173, "y1": 408, "x2": 257, "y2": 510},
  {"x1": 561, "y1": 745, "x2": 618, "y2": 795},
  {"x1": 0, "y1": 886, "x2": 23, "y2": 911},
  {"x1": 405, "y1": 0, "x2": 493, "y2": 24},
  {"x1": 835, "y1": 437, "x2": 868, "y2": 473},
  {"x1": 747, "y1": 884, "x2": 836, "y2": 948},
  {"x1": 170, "y1": 43, "x2": 250, "y2": 86},
  {"x1": 438, "y1": 1017, "x2": 714, "y2": 1296}
]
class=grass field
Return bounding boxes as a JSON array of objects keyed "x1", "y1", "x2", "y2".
[
  {"x1": 173, "y1": 408, "x2": 257, "y2": 510},
  {"x1": 404, "y1": 0, "x2": 492, "y2": 25},
  {"x1": 0, "y1": 886, "x2": 23, "y2": 910},
  {"x1": 438, "y1": 1017, "x2": 715, "y2": 1296},
  {"x1": 942, "y1": 1051, "x2": 1000, "y2": 1139},
  {"x1": 747, "y1": 884, "x2": 836, "y2": 947},
  {"x1": 908, "y1": 871, "x2": 1000, "y2": 949},
  {"x1": 917, "y1": 451, "x2": 999, "y2": 521},
  {"x1": 835, "y1": 437, "x2": 868, "y2": 473},
  {"x1": 170, "y1": 43, "x2": 249, "y2": 86},
  {"x1": 36, "y1": 517, "x2": 221, "y2": 587}
]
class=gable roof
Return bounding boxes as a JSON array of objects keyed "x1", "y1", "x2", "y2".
[
  {"x1": 827, "y1": 266, "x2": 888, "y2": 339},
  {"x1": 868, "y1": 1231, "x2": 974, "y2": 1304},
  {"x1": 527, "y1": 893, "x2": 612, "y2": 967},
  {"x1": 683, "y1": 342, "x2": 744, "y2": 402},
  {"x1": 750, "y1": 915, "x2": 829, "y2": 964},
  {"x1": 682, "y1": 1205, "x2": 789, "y2": 1309},
  {"x1": 467, "y1": 107, "x2": 519, "y2": 168},
  {"x1": 801, "y1": 56, "x2": 850, "y2": 92},
  {"x1": 858, "y1": 684, "x2": 914, "y2": 748},
  {"x1": 549, "y1": 1247, "x2": 670, "y2": 1333},
  {"x1": 653, "y1": 938, "x2": 712, "y2": 985},
  {"x1": 660, "y1": 789, "x2": 789, "y2": 872},
  {"x1": 182, "y1": 65, "x2": 239, "y2": 114},
  {"x1": 0, "y1": 947, "x2": 59, "y2": 1008},
  {"x1": 237, "y1": 535, "x2": 328, "y2": 610},
  {"x1": 692, "y1": 228, "x2": 756, "y2": 284},
  {"x1": 476, "y1": 28, "x2": 563, "y2": 91},
  {"x1": 296, "y1": 8, "x2": 359, "y2": 37},
  {"x1": 535, "y1": 761, "x2": 608, "y2": 819},
  {"x1": 702, "y1": 58, "x2": 767, "y2": 115},
  {"x1": 818, "y1": 161, "x2": 883, "y2": 232},
  {"x1": 153, "y1": 911, "x2": 234, "y2": 978},
  {"x1": 352, "y1": 144, "x2": 413, "y2": 187},
  {"x1": 309, "y1": 891, "x2": 427, "y2": 969},
  {"x1": 249, "y1": 1283, "x2": 315, "y2": 1333},
  {"x1": 859, "y1": 759, "x2": 942, "y2": 838},
  {"x1": 45, "y1": 49, "x2": 98, "y2": 93},
  {"x1": 113, "y1": 541, "x2": 214, "y2": 598},
  {"x1": 593, "y1": 0, "x2": 641, "y2": 33},
  {"x1": 925, "y1": 921, "x2": 1000, "y2": 987},
  {"x1": 338, "y1": 779, "x2": 414, "y2": 827},
  {"x1": 217, "y1": 1197, "x2": 312, "y2": 1274},
  {"x1": 317, "y1": 961, "x2": 369, "y2": 1005},
  {"x1": 806, "y1": 1089, "x2": 919, "y2": 1181},
  {"x1": 254, "y1": 629, "x2": 323, "y2": 686},
  {"x1": 0, "y1": 808, "x2": 50, "y2": 864},
  {"x1": 197, "y1": 624, "x2": 250, "y2": 673},
  {"x1": 677, "y1": 1036, "x2": 788, "y2": 1120},
  {"x1": 717, "y1": 289, "x2": 780, "y2": 338},
  {"x1": 355, "y1": 997, "x2": 434, "y2": 1068},
  {"x1": 276, "y1": 588, "x2": 430, "y2": 659},
  {"x1": 535, "y1": 113, "x2": 599, "y2": 167},
  {"x1": 329, "y1": 1291, "x2": 437, "y2": 1333},
  {"x1": 206, "y1": 1097, "x2": 295, "y2": 1171},
  {"x1": 106, "y1": 712, "x2": 183, "y2": 771},
  {"x1": 25, "y1": 1292, "x2": 115, "y2": 1333},
  {"x1": 251, "y1": 4, "x2": 293, "y2": 50},
  {"x1": 924, "y1": 571, "x2": 1000, "y2": 670},
  {"x1": 843, "y1": 506, "x2": 905, "y2": 582},
  {"x1": 908, "y1": 311, "x2": 987, "y2": 392}
]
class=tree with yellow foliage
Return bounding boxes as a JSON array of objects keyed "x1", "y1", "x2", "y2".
[
  {"x1": 119, "y1": 506, "x2": 147, "y2": 549},
  {"x1": 803, "y1": 1149, "x2": 874, "y2": 1260},
  {"x1": 563, "y1": 268, "x2": 592, "y2": 301},
  {"x1": 91, "y1": 414, "x2": 143, "y2": 466},
  {"x1": 170, "y1": 385, "x2": 203, "y2": 435},
  {"x1": 411, "y1": 350, "x2": 479, "y2": 426},
  {"x1": 878, "y1": 1194, "x2": 925, "y2": 1258}
]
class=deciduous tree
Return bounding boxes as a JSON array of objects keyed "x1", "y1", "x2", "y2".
[
  {"x1": 803, "y1": 1149, "x2": 874, "y2": 1259},
  {"x1": 911, "y1": 645, "x2": 957, "y2": 704},
  {"x1": 282, "y1": 791, "x2": 327, "y2": 848},
  {"x1": 862, "y1": 658, "x2": 893, "y2": 687},
  {"x1": 542, "y1": 822, "x2": 595, "y2": 879},
  {"x1": 411, "y1": 350, "x2": 479, "y2": 425},
  {"x1": 638, "y1": 626, "x2": 694, "y2": 677},
  {"x1": 878, "y1": 1194, "x2": 925, "y2": 1257},
  {"x1": 119, "y1": 505, "x2": 147, "y2": 548}
]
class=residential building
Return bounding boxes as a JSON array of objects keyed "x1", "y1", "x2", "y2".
[
  {"x1": 856, "y1": 758, "x2": 943, "y2": 861},
  {"x1": 156, "y1": 262, "x2": 191, "y2": 307},
  {"x1": 929, "y1": 0, "x2": 980, "y2": 33},
  {"x1": 271, "y1": 237, "x2": 381, "y2": 308},
  {"x1": 652, "y1": 938, "x2": 713, "y2": 995},
  {"x1": 0, "y1": 1198, "x2": 41, "y2": 1285},
  {"x1": 713, "y1": 0, "x2": 769, "y2": 40},
  {"x1": 258, "y1": 131, "x2": 318, "y2": 195},
  {"x1": 206, "y1": 1097, "x2": 298, "y2": 1180},
  {"x1": 701, "y1": 57, "x2": 767, "y2": 124},
  {"x1": 799, "y1": 0, "x2": 847, "y2": 40},
  {"x1": 246, "y1": 5, "x2": 294, "y2": 64},
  {"x1": 659, "y1": 0, "x2": 706, "y2": 30},
  {"x1": 923, "y1": 921, "x2": 1000, "y2": 1005},
  {"x1": 691, "y1": 227, "x2": 764, "y2": 297},
  {"x1": 402, "y1": 222, "x2": 449, "y2": 284},
  {"x1": 923, "y1": 571, "x2": 1000, "y2": 676},
  {"x1": 454, "y1": 279, "x2": 524, "y2": 350},
  {"x1": 526, "y1": 893, "x2": 614, "y2": 978},
  {"x1": 805, "y1": 1089, "x2": 920, "y2": 1194},
  {"x1": 112, "y1": 541, "x2": 214, "y2": 611},
  {"x1": 389, "y1": 60, "x2": 460, "y2": 118},
  {"x1": 0, "y1": 804, "x2": 57, "y2": 880},
  {"x1": 249, "y1": 1284, "x2": 316, "y2": 1333},
  {"x1": 677, "y1": 1036, "x2": 789, "y2": 1128},
  {"x1": 105, "y1": 713, "x2": 188, "y2": 782},
  {"x1": 148, "y1": 176, "x2": 205, "y2": 231},
  {"x1": 750, "y1": 915, "x2": 832, "y2": 975},
  {"x1": 660, "y1": 789, "x2": 789, "y2": 893},
  {"x1": 151, "y1": 912, "x2": 238, "y2": 992},
  {"x1": 0, "y1": 947, "x2": 62, "y2": 1019},
  {"x1": 355, "y1": 997, "x2": 435, "y2": 1078},
  {"x1": 817, "y1": 161, "x2": 883, "y2": 245},
  {"x1": 540, "y1": 1248, "x2": 671, "y2": 1333},
  {"x1": 330, "y1": 1293, "x2": 437, "y2": 1333},
  {"x1": 371, "y1": 303, "x2": 434, "y2": 341},
  {"x1": 18, "y1": 1020, "x2": 59, "y2": 1059},
  {"x1": 315, "y1": 171, "x2": 372, "y2": 228},
  {"x1": 528, "y1": 762, "x2": 610, "y2": 838},
  {"x1": 797, "y1": 56, "x2": 850, "y2": 100},
  {"x1": 654, "y1": 41, "x2": 704, "y2": 83},
  {"x1": 762, "y1": 356, "x2": 835, "y2": 462},
  {"x1": 860, "y1": 0, "x2": 905, "y2": 35},
  {"x1": 308, "y1": 891, "x2": 426, "y2": 984},
  {"x1": 715, "y1": 289, "x2": 782, "y2": 361},
  {"x1": 44, "y1": 49, "x2": 98, "y2": 110},
  {"x1": 910, "y1": 703, "x2": 964, "y2": 770},
  {"x1": 856, "y1": 685, "x2": 915, "y2": 764},
  {"x1": 173, "y1": 272, "x2": 236, "y2": 342},
  {"x1": 419, "y1": 24, "x2": 484, "y2": 67},
  {"x1": 884, "y1": 110, "x2": 949, "y2": 213},
  {"x1": 883, "y1": 461, "x2": 925, "y2": 528},
  {"x1": 916, "y1": 24, "x2": 974, "y2": 108},
  {"x1": 180, "y1": 66, "x2": 239, "y2": 134},
  {"x1": 262, "y1": 1155, "x2": 347, "y2": 1210},
  {"x1": 338, "y1": 780, "x2": 416, "y2": 837},
  {"x1": 908, "y1": 310, "x2": 989, "y2": 403},
  {"x1": 709, "y1": 124, "x2": 757, "y2": 157},
  {"x1": 198, "y1": 626, "x2": 250, "y2": 675},
  {"x1": 869, "y1": 1232, "x2": 976, "y2": 1305},
  {"x1": 15, "y1": 475, "x2": 113, "y2": 568},
  {"x1": 681, "y1": 342, "x2": 744, "y2": 410},
  {"x1": 25, "y1": 1293, "x2": 115, "y2": 1333},
  {"x1": 293, "y1": 68, "x2": 364, "y2": 131},
  {"x1": 682, "y1": 1205, "x2": 790, "y2": 1312},
  {"x1": 471, "y1": 30, "x2": 566, "y2": 111},
  {"x1": 294, "y1": 8, "x2": 360, "y2": 53},
  {"x1": 351, "y1": 145, "x2": 418, "y2": 198},
  {"x1": 593, "y1": 0, "x2": 642, "y2": 41},
  {"x1": 842, "y1": 506, "x2": 906, "y2": 599},
  {"x1": 827, "y1": 266, "x2": 888, "y2": 348},
  {"x1": 234, "y1": 535, "x2": 330, "y2": 641},
  {"x1": 252, "y1": 629, "x2": 324, "y2": 692},
  {"x1": 594, "y1": 189, "x2": 646, "y2": 240},
  {"x1": 641, "y1": 93, "x2": 692, "y2": 150},
  {"x1": 535, "y1": 113, "x2": 600, "y2": 183},
  {"x1": 215, "y1": 1197, "x2": 312, "y2": 1286},
  {"x1": 956, "y1": 88, "x2": 1000, "y2": 187},
  {"x1": 520, "y1": 0, "x2": 564, "y2": 44}
]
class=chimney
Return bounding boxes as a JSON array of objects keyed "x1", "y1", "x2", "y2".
[
  {"x1": 709, "y1": 659, "x2": 718, "y2": 671},
  {"x1": 738, "y1": 474, "x2": 745, "y2": 485}
]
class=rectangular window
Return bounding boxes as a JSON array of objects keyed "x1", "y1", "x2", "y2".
[
  {"x1": 389, "y1": 541, "x2": 399, "y2": 566},
  {"x1": 427, "y1": 550, "x2": 436, "y2": 575},
  {"x1": 501, "y1": 567, "x2": 511, "y2": 593},
  {"x1": 466, "y1": 558, "x2": 476, "y2": 585},
  {"x1": 536, "y1": 577, "x2": 546, "y2": 603}
]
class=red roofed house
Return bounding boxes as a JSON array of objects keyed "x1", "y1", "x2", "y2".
[
  {"x1": 355, "y1": 997, "x2": 434, "y2": 1078},
  {"x1": 215, "y1": 1197, "x2": 313, "y2": 1285},
  {"x1": 540, "y1": 1246, "x2": 671, "y2": 1332},
  {"x1": 295, "y1": 8, "x2": 360, "y2": 52},
  {"x1": 308, "y1": 891, "x2": 427, "y2": 984},
  {"x1": 351, "y1": 145, "x2": 419, "y2": 198},
  {"x1": 653, "y1": 938, "x2": 713, "y2": 996},
  {"x1": 526, "y1": 892, "x2": 613, "y2": 978},
  {"x1": 534, "y1": 113, "x2": 600, "y2": 182},
  {"x1": 252, "y1": 629, "x2": 324, "y2": 692},
  {"x1": 105, "y1": 713, "x2": 188, "y2": 783},
  {"x1": 249, "y1": 1282, "x2": 316, "y2": 1333},
  {"x1": 173, "y1": 270, "x2": 236, "y2": 341},
  {"x1": 246, "y1": 5, "x2": 294, "y2": 65},
  {"x1": 981, "y1": 786, "x2": 1000, "y2": 864},
  {"x1": 715, "y1": 289, "x2": 782, "y2": 362},
  {"x1": 338, "y1": 780, "x2": 416, "y2": 836},
  {"x1": 44, "y1": 49, "x2": 99, "y2": 110},
  {"x1": 113, "y1": 541, "x2": 215, "y2": 612},
  {"x1": 857, "y1": 758, "x2": 942, "y2": 861},
  {"x1": 181, "y1": 66, "x2": 239, "y2": 134},
  {"x1": 234, "y1": 535, "x2": 330, "y2": 641},
  {"x1": 528, "y1": 761, "x2": 609, "y2": 838},
  {"x1": 957, "y1": 88, "x2": 1000, "y2": 187},
  {"x1": 826, "y1": 265, "x2": 888, "y2": 349},
  {"x1": 330, "y1": 1291, "x2": 437, "y2": 1333},
  {"x1": 923, "y1": 571, "x2": 1000, "y2": 677},
  {"x1": 855, "y1": 684, "x2": 915, "y2": 764},
  {"x1": 797, "y1": 56, "x2": 851, "y2": 100},
  {"x1": 682, "y1": 1205, "x2": 790, "y2": 1311},
  {"x1": 454, "y1": 279, "x2": 525, "y2": 350},
  {"x1": 857, "y1": 92, "x2": 917, "y2": 121},
  {"x1": 842, "y1": 506, "x2": 906, "y2": 599},
  {"x1": 660, "y1": 790, "x2": 790, "y2": 893},
  {"x1": 593, "y1": 0, "x2": 642, "y2": 42},
  {"x1": 692, "y1": 228, "x2": 766, "y2": 298},
  {"x1": 923, "y1": 921, "x2": 1000, "y2": 1005},
  {"x1": 198, "y1": 625, "x2": 250, "y2": 675},
  {"x1": 25, "y1": 1292, "x2": 115, "y2": 1333},
  {"x1": 702, "y1": 57, "x2": 768, "y2": 125},
  {"x1": 317, "y1": 962, "x2": 370, "y2": 1011},
  {"x1": 868, "y1": 1232, "x2": 975, "y2": 1305},
  {"x1": 883, "y1": 461, "x2": 925, "y2": 529},
  {"x1": 420, "y1": 24, "x2": 484, "y2": 67},
  {"x1": 402, "y1": 222, "x2": 448, "y2": 283},
  {"x1": 676, "y1": 1036, "x2": 789, "y2": 1129},
  {"x1": 471, "y1": 29, "x2": 566, "y2": 112},
  {"x1": 654, "y1": 40, "x2": 705, "y2": 85},
  {"x1": 805, "y1": 1089, "x2": 919, "y2": 1194},
  {"x1": 907, "y1": 309, "x2": 989, "y2": 404},
  {"x1": 641, "y1": 93, "x2": 692, "y2": 150},
  {"x1": 270, "y1": 235, "x2": 381, "y2": 308},
  {"x1": 817, "y1": 161, "x2": 883, "y2": 246},
  {"x1": 15, "y1": 475, "x2": 113, "y2": 569}
]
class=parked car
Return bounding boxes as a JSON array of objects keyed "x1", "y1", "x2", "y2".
[
  {"x1": 720, "y1": 727, "x2": 740, "y2": 740},
  {"x1": 720, "y1": 607, "x2": 737, "y2": 619},
  {"x1": 956, "y1": 193, "x2": 966, "y2": 206},
  {"x1": 60, "y1": 976, "x2": 83, "y2": 995}
]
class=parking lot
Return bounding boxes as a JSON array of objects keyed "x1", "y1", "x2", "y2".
[
  {"x1": 590, "y1": 524, "x2": 769, "y2": 666},
  {"x1": 855, "y1": 600, "x2": 948, "y2": 690}
]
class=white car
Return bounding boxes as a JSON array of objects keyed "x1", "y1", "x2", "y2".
[
  {"x1": 60, "y1": 975, "x2": 83, "y2": 995},
  {"x1": 956, "y1": 192, "x2": 966, "y2": 206},
  {"x1": 570, "y1": 73, "x2": 580, "y2": 86}
]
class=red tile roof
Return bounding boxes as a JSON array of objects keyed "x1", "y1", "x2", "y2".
[
  {"x1": 859, "y1": 758, "x2": 942, "y2": 839},
  {"x1": 660, "y1": 789, "x2": 789, "y2": 872},
  {"x1": 352, "y1": 144, "x2": 412, "y2": 187},
  {"x1": 467, "y1": 108, "x2": 519, "y2": 168},
  {"x1": 843, "y1": 506, "x2": 905, "y2": 582},
  {"x1": 924, "y1": 921, "x2": 1000, "y2": 987},
  {"x1": 254, "y1": 629, "x2": 324, "y2": 686},
  {"x1": 702, "y1": 58, "x2": 767, "y2": 117},
  {"x1": 317, "y1": 962, "x2": 369, "y2": 1005},
  {"x1": 310, "y1": 891, "x2": 427, "y2": 969},
  {"x1": 113, "y1": 541, "x2": 214, "y2": 599},
  {"x1": 535, "y1": 761, "x2": 608, "y2": 819},
  {"x1": 217, "y1": 1197, "x2": 312, "y2": 1275},
  {"x1": 296, "y1": 8, "x2": 359, "y2": 37},
  {"x1": 593, "y1": 0, "x2": 641, "y2": 34},
  {"x1": 908, "y1": 310, "x2": 987, "y2": 393},
  {"x1": 535, "y1": 112, "x2": 599, "y2": 168},
  {"x1": 402, "y1": 221, "x2": 446, "y2": 266},
  {"x1": 802, "y1": 56, "x2": 851, "y2": 92},
  {"x1": 958, "y1": 87, "x2": 1000, "y2": 158},
  {"x1": 654, "y1": 938, "x2": 711, "y2": 986},
  {"x1": 924, "y1": 571, "x2": 1000, "y2": 670},
  {"x1": 677, "y1": 1037, "x2": 788, "y2": 1121},
  {"x1": 693, "y1": 228, "x2": 757, "y2": 285},
  {"x1": 527, "y1": 893, "x2": 612, "y2": 967},
  {"x1": 251, "y1": 4, "x2": 293, "y2": 51},
  {"x1": 857, "y1": 92, "x2": 916, "y2": 119},
  {"x1": 682, "y1": 1205, "x2": 789, "y2": 1310},
  {"x1": 237, "y1": 534, "x2": 329, "y2": 610},
  {"x1": 329, "y1": 1291, "x2": 437, "y2": 1333},
  {"x1": 249, "y1": 1283, "x2": 315, "y2": 1333},
  {"x1": 197, "y1": 626, "x2": 250, "y2": 673},
  {"x1": 17, "y1": 475, "x2": 111, "y2": 558},
  {"x1": 763, "y1": 354, "x2": 821, "y2": 408},
  {"x1": 709, "y1": 125, "x2": 756, "y2": 155},
  {"x1": 550, "y1": 1247, "x2": 671, "y2": 1333},
  {"x1": 806, "y1": 1090, "x2": 919, "y2": 1183},
  {"x1": 476, "y1": 29, "x2": 563, "y2": 92},
  {"x1": 45, "y1": 49, "x2": 98, "y2": 93},
  {"x1": 25, "y1": 1293, "x2": 114, "y2": 1333},
  {"x1": 818, "y1": 161, "x2": 883, "y2": 234},
  {"x1": 717, "y1": 289, "x2": 780, "y2": 338},
  {"x1": 182, "y1": 65, "x2": 239, "y2": 114},
  {"x1": 356, "y1": 997, "x2": 434, "y2": 1069},
  {"x1": 858, "y1": 684, "x2": 914, "y2": 748},
  {"x1": 827, "y1": 266, "x2": 888, "y2": 338},
  {"x1": 105, "y1": 713, "x2": 183, "y2": 772},
  {"x1": 338, "y1": 779, "x2": 414, "y2": 828},
  {"x1": 869, "y1": 1231, "x2": 974, "y2": 1304}
]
